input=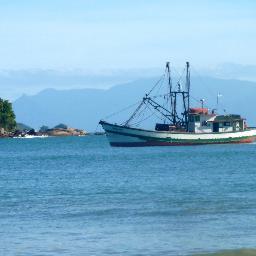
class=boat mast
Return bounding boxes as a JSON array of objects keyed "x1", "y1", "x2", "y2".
[
  {"x1": 185, "y1": 61, "x2": 190, "y2": 131},
  {"x1": 168, "y1": 62, "x2": 190, "y2": 130},
  {"x1": 123, "y1": 61, "x2": 191, "y2": 130},
  {"x1": 166, "y1": 62, "x2": 173, "y2": 123},
  {"x1": 166, "y1": 62, "x2": 178, "y2": 125}
]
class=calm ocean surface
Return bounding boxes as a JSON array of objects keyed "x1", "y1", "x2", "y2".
[{"x1": 1, "y1": 136, "x2": 256, "y2": 256}]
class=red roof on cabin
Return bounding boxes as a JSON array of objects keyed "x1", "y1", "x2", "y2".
[{"x1": 189, "y1": 108, "x2": 208, "y2": 114}]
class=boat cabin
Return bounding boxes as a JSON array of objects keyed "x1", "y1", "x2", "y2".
[{"x1": 188, "y1": 108, "x2": 246, "y2": 133}]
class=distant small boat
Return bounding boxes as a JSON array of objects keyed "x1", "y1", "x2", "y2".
[{"x1": 100, "y1": 62, "x2": 256, "y2": 147}]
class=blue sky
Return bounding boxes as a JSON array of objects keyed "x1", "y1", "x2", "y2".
[{"x1": 0, "y1": 0, "x2": 255, "y2": 70}]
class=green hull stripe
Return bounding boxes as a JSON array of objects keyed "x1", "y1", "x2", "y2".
[{"x1": 107, "y1": 130, "x2": 256, "y2": 144}]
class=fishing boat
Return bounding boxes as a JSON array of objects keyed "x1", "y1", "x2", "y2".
[{"x1": 99, "y1": 62, "x2": 256, "y2": 147}]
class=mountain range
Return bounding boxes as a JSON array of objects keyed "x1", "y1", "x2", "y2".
[
  {"x1": 2, "y1": 63, "x2": 256, "y2": 100},
  {"x1": 13, "y1": 76, "x2": 256, "y2": 131}
]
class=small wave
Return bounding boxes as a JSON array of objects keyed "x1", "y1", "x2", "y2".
[
  {"x1": 192, "y1": 248, "x2": 256, "y2": 256},
  {"x1": 13, "y1": 135, "x2": 49, "y2": 139}
]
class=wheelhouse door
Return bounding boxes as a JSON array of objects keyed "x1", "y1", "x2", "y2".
[{"x1": 213, "y1": 122, "x2": 219, "y2": 132}]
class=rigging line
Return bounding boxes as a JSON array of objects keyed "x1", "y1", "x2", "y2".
[
  {"x1": 177, "y1": 67, "x2": 186, "y2": 84},
  {"x1": 129, "y1": 111, "x2": 155, "y2": 127},
  {"x1": 120, "y1": 102, "x2": 148, "y2": 126},
  {"x1": 145, "y1": 104, "x2": 167, "y2": 122},
  {"x1": 146, "y1": 97, "x2": 173, "y2": 116},
  {"x1": 103, "y1": 100, "x2": 142, "y2": 120},
  {"x1": 106, "y1": 73, "x2": 166, "y2": 122},
  {"x1": 217, "y1": 101, "x2": 228, "y2": 114},
  {"x1": 150, "y1": 92, "x2": 171, "y2": 99},
  {"x1": 187, "y1": 81, "x2": 213, "y2": 111},
  {"x1": 130, "y1": 104, "x2": 165, "y2": 127},
  {"x1": 127, "y1": 103, "x2": 150, "y2": 126},
  {"x1": 118, "y1": 72, "x2": 167, "y2": 125},
  {"x1": 130, "y1": 103, "x2": 166, "y2": 127},
  {"x1": 155, "y1": 73, "x2": 166, "y2": 96},
  {"x1": 130, "y1": 103, "x2": 148, "y2": 120},
  {"x1": 172, "y1": 66, "x2": 183, "y2": 80},
  {"x1": 190, "y1": 94, "x2": 211, "y2": 110},
  {"x1": 124, "y1": 100, "x2": 146, "y2": 126},
  {"x1": 188, "y1": 65, "x2": 218, "y2": 111},
  {"x1": 190, "y1": 65, "x2": 217, "y2": 100},
  {"x1": 164, "y1": 100, "x2": 169, "y2": 123},
  {"x1": 147, "y1": 102, "x2": 166, "y2": 121},
  {"x1": 190, "y1": 95, "x2": 203, "y2": 104},
  {"x1": 172, "y1": 66, "x2": 186, "y2": 90},
  {"x1": 94, "y1": 123, "x2": 100, "y2": 133},
  {"x1": 147, "y1": 74, "x2": 165, "y2": 96},
  {"x1": 130, "y1": 109, "x2": 149, "y2": 127}
]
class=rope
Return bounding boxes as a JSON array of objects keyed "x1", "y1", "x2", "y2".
[
  {"x1": 130, "y1": 112, "x2": 155, "y2": 127},
  {"x1": 101, "y1": 73, "x2": 166, "y2": 122},
  {"x1": 103, "y1": 100, "x2": 142, "y2": 120},
  {"x1": 147, "y1": 74, "x2": 165, "y2": 95},
  {"x1": 190, "y1": 65, "x2": 220, "y2": 106},
  {"x1": 146, "y1": 104, "x2": 166, "y2": 122},
  {"x1": 94, "y1": 123, "x2": 100, "y2": 133},
  {"x1": 121, "y1": 102, "x2": 147, "y2": 126}
]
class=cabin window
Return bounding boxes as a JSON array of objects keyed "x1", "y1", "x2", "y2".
[
  {"x1": 224, "y1": 122, "x2": 231, "y2": 126},
  {"x1": 194, "y1": 116, "x2": 200, "y2": 122}
]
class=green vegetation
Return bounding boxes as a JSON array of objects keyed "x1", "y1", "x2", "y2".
[
  {"x1": 0, "y1": 98, "x2": 16, "y2": 132},
  {"x1": 54, "y1": 123, "x2": 68, "y2": 129},
  {"x1": 39, "y1": 125, "x2": 49, "y2": 132},
  {"x1": 16, "y1": 123, "x2": 33, "y2": 131}
]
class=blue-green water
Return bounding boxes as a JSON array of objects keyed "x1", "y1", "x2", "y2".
[{"x1": 1, "y1": 136, "x2": 256, "y2": 256}]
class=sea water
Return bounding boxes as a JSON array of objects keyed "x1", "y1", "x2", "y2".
[{"x1": 1, "y1": 136, "x2": 256, "y2": 256}]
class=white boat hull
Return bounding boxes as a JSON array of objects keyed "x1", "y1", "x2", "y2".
[{"x1": 100, "y1": 121, "x2": 256, "y2": 147}]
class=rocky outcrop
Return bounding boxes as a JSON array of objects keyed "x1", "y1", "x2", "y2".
[
  {"x1": 0, "y1": 128, "x2": 8, "y2": 137},
  {"x1": 0, "y1": 128, "x2": 5, "y2": 135},
  {"x1": 9, "y1": 124, "x2": 87, "y2": 138},
  {"x1": 0, "y1": 127, "x2": 14, "y2": 138},
  {"x1": 46, "y1": 127, "x2": 87, "y2": 136}
]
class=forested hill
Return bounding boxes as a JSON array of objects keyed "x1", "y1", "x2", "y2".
[
  {"x1": 0, "y1": 98, "x2": 16, "y2": 132},
  {"x1": 13, "y1": 77, "x2": 256, "y2": 131}
]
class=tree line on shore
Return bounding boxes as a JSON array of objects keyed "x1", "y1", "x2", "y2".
[
  {"x1": 0, "y1": 98, "x2": 16, "y2": 134},
  {"x1": 0, "y1": 98, "x2": 88, "y2": 137}
]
